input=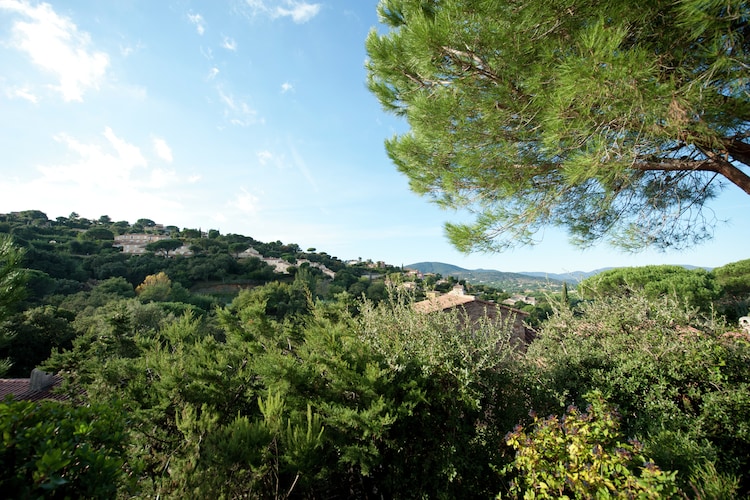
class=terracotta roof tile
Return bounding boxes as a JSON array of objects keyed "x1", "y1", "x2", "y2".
[
  {"x1": 0, "y1": 370, "x2": 67, "y2": 403},
  {"x1": 413, "y1": 293, "x2": 476, "y2": 314}
]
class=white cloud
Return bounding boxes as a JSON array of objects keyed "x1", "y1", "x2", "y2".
[
  {"x1": 242, "y1": 0, "x2": 321, "y2": 24},
  {"x1": 38, "y1": 127, "x2": 145, "y2": 187},
  {"x1": 102, "y1": 127, "x2": 147, "y2": 168},
  {"x1": 119, "y1": 40, "x2": 144, "y2": 57},
  {"x1": 280, "y1": 82, "x2": 293, "y2": 93},
  {"x1": 152, "y1": 137, "x2": 173, "y2": 163},
  {"x1": 6, "y1": 85, "x2": 38, "y2": 103},
  {"x1": 207, "y1": 67, "x2": 219, "y2": 79},
  {"x1": 230, "y1": 187, "x2": 260, "y2": 215},
  {"x1": 257, "y1": 150, "x2": 274, "y2": 165},
  {"x1": 221, "y1": 36, "x2": 237, "y2": 51},
  {"x1": 217, "y1": 87, "x2": 262, "y2": 126},
  {"x1": 0, "y1": 127, "x2": 190, "y2": 223},
  {"x1": 148, "y1": 168, "x2": 179, "y2": 188},
  {"x1": 256, "y1": 149, "x2": 287, "y2": 168},
  {"x1": 0, "y1": 0, "x2": 109, "y2": 102},
  {"x1": 275, "y1": 1, "x2": 320, "y2": 23},
  {"x1": 187, "y1": 12, "x2": 205, "y2": 35}
]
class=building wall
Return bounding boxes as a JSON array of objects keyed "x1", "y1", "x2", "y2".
[{"x1": 451, "y1": 300, "x2": 534, "y2": 349}]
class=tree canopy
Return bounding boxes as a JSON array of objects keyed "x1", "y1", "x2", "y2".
[
  {"x1": 366, "y1": 0, "x2": 750, "y2": 252},
  {"x1": 145, "y1": 238, "x2": 183, "y2": 257},
  {"x1": 578, "y1": 264, "x2": 722, "y2": 311}
]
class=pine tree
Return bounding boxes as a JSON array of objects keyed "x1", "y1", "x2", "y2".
[{"x1": 367, "y1": 0, "x2": 750, "y2": 252}]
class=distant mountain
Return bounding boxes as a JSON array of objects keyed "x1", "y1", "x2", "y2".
[
  {"x1": 518, "y1": 268, "x2": 614, "y2": 282},
  {"x1": 406, "y1": 262, "x2": 714, "y2": 291},
  {"x1": 519, "y1": 265, "x2": 712, "y2": 282},
  {"x1": 406, "y1": 262, "x2": 564, "y2": 292}
]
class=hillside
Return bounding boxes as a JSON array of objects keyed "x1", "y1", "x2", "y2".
[{"x1": 406, "y1": 262, "x2": 564, "y2": 292}]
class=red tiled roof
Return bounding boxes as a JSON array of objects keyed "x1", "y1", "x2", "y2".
[
  {"x1": 0, "y1": 378, "x2": 31, "y2": 399},
  {"x1": 413, "y1": 293, "x2": 477, "y2": 313},
  {"x1": 0, "y1": 370, "x2": 67, "y2": 402}
]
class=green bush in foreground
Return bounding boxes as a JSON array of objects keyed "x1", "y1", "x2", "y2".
[
  {"x1": 501, "y1": 391, "x2": 679, "y2": 499},
  {"x1": 521, "y1": 294, "x2": 749, "y2": 496},
  {"x1": 0, "y1": 398, "x2": 131, "y2": 498}
]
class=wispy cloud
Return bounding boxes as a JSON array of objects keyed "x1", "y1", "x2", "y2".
[
  {"x1": 217, "y1": 87, "x2": 262, "y2": 126},
  {"x1": 200, "y1": 46, "x2": 214, "y2": 60},
  {"x1": 290, "y1": 145, "x2": 318, "y2": 192},
  {"x1": 0, "y1": 0, "x2": 109, "y2": 102},
  {"x1": 257, "y1": 150, "x2": 274, "y2": 165},
  {"x1": 152, "y1": 137, "x2": 173, "y2": 163},
  {"x1": 221, "y1": 36, "x2": 237, "y2": 51},
  {"x1": 119, "y1": 40, "x2": 144, "y2": 57},
  {"x1": 242, "y1": 0, "x2": 321, "y2": 24},
  {"x1": 280, "y1": 82, "x2": 293, "y2": 93},
  {"x1": 275, "y1": 1, "x2": 320, "y2": 23},
  {"x1": 6, "y1": 85, "x2": 38, "y2": 103},
  {"x1": 256, "y1": 149, "x2": 287, "y2": 169},
  {"x1": 187, "y1": 12, "x2": 205, "y2": 35},
  {"x1": 207, "y1": 67, "x2": 220, "y2": 80},
  {"x1": 230, "y1": 187, "x2": 261, "y2": 215}
]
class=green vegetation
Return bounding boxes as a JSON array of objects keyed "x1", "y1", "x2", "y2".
[
  {"x1": 1, "y1": 210, "x2": 749, "y2": 497},
  {"x1": 0, "y1": 234, "x2": 27, "y2": 375},
  {"x1": 0, "y1": 399, "x2": 130, "y2": 499},
  {"x1": 5, "y1": 1, "x2": 748, "y2": 495},
  {"x1": 519, "y1": 294, "x2": 749, "y2": 496},
  {"x1": 578, "y1": 265, "x2": 722, "y2": 312},
  {"x1": 503, "y1": 391, "x2": 680, "y2": 499},
  {"x1": 366, "y1": 0, "x2": 750, "y2": 253}
]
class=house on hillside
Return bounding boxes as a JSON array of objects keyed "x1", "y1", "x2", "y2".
[
  {"x1": 113, "y1": 234, "x2": 193, "y2": 256},
  {"x1": 237, "y1": 247, "x2": 263, "y2": 259},
  {"x1": 237, "y1": 247, "x2": 336, "y2": 277},
  {"x1": 502, "y1": 294, "x2": 537, "y2": 306},
  {"x1": 413, "y1": 285, "x2": 535, "y2": 348}
]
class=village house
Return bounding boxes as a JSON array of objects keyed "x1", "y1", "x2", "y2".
[
  {"x1": 113, "y1": 234, "x2": 193, "y2": 256},
  {"x1": 0, "y1": 369, "x2": 66, "y2": 402},
  {"x1": 238, "y1": 247, "x2": 336, "y2": 277},
  {"x1": 502, "y1": 293, "x2": 537, "y2": 307},
  {"x1": 413, "y1": 285, "x2": 535, "y2": 349},
  {"x1": 113, "y1": 237, "x2": 336, "y2": 277}
]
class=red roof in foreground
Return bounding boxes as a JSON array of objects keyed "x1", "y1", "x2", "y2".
[{"x1": 0, "y1": 369, "x2": 67, "y2": 403}]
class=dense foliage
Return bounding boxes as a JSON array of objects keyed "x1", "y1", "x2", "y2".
[
  {"x1": 2, "y1": 213, "x2": 750, "y2": 497},
  {"x1": 503, "y1": 391, "x2": 680, "y2": 499},
  {"x1": 519, "y1": 294, "x2": 749, "y2": 496},
  {"x1": 0, "y1": 234, "x2": 27, "y2": 375},
  {"x1": 578, "y1": 265, "x2": 722, "y2": 311},
  {"x1": 0, "y1": 398, "x2": 130, "y2": 499}
]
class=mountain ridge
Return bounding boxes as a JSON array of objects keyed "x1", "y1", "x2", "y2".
[
  {"x1": 405, "y1": 262, "x2": 713, "y2": 292},
  {"x1": 405, "y1": 261, "x2": 568, "y2": 292}
]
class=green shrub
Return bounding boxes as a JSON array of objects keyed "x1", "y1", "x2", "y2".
[
  {"x1": 521, "y1": 294, "x2": 750, "y2": 495},
  {"x1": 502, "y1": 391, "x2": 680, "y2": 499},
  {"x1": 0, "y1": 399, "x2": 130, "y2": 498}
]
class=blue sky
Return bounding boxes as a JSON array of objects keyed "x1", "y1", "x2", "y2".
[{"x1": 1, "y1": 0, "x2": 748, "y2": 274}]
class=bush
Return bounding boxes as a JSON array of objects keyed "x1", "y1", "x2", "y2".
[
  {"x1": 0, "y1": 399, "x2": 130, "y2": 498},
  {"x1": 502, "y1": 391, "x2": 680, "y2": 499},
  {"x1": 520, "y1": 294, "x2": 750, "y2": 495}
]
